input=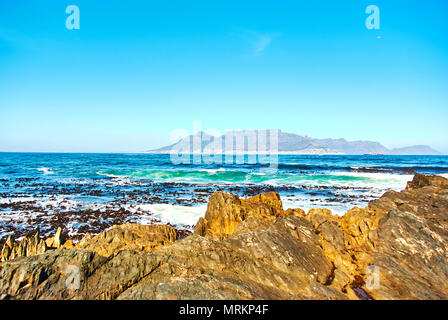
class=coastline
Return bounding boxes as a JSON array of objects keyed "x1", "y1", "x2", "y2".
[
  {"x1": 1, "y1": 173, "x2": 448, "y2": 300},
  {"x1": 1, "y1": 153, "x2": 447, "y2": 242}
]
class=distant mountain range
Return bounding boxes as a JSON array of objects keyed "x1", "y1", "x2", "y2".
[{"x1": 146, "y1": 130, "x2": 442, "y2": 155}]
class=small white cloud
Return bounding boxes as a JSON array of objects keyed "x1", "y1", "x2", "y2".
[
  {"x1": 234, "y1": 29, "x2": 281, "y2": 57},
  {"x1": 0, "y1": 28, "x2": 36, "y2": 49},
  {"x1": 252, "y1": 35, "x2": 274, "y2": 56}
]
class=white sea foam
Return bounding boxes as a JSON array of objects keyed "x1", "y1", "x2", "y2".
[
  {"x1": 200, "y1": 168, "x2": 227, "y2": 174},
  {"x1": 96, "y1": 171, "x2": 119, "y2": 178},
  {"x1": 37, "y1": 167, "x2": 54, "y2": 175},
  {"x1": 283, "y1": 199, "x2": 361, "y2": 216},
  {"x1": 251, "y1": 172, "x2": 268, "y2": 176},
  {"x1": 325, "y1": 171, "x2": 413, "y2": 190},
  {"x1": 125, "y1": 203, "x2": 206, "y2": 227},
  {"x1": 96, "y1": 171, "x2": 133, "y2": 186},
  {"x1": 0, "y1": 197, "x2": 37, "y2": 204}
]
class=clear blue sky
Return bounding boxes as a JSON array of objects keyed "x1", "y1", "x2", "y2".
[{"x1": 1, "y1": 0, "x2": 447, "y2": 153}]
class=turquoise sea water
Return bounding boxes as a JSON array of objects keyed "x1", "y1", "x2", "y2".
[{"x1": 0, "y1": 153, "x2": 447, "y2": 239}]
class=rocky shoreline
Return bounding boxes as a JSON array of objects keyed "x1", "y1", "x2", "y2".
[
  {"x1": 0, "y1": 176, "x2": 378, "y2": 241},
  {"x1": 0, "y1": 173, "x2": 447, "y2": 300}
]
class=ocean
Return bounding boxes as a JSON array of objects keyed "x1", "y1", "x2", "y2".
[{"x1": 1, "y1": 153, "x2": 447, "y2": 240}]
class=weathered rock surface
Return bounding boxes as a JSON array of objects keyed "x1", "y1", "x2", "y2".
[
  {"x1": 351, "y1": 174, "x2": 448, "y2": 299},
  {"x1": 194, "y1": 191, "x2": 298, "y2": 240},
  {"x1": 0, "y1": 173, "x2": 447, "y2": 300},
  {"x1": 75, "y1": 223, "x2": 178, "y2": 257},
  {"x1": 1, "y1": 232, "x2": 48, "y2": 263},
  {"x1": 406, "y1": 173, "x2": 448, "y2": 191}
]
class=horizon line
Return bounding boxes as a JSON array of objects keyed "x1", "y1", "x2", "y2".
[{"x1": 0, "y1": 151, "x2": 446, "y2": 156}]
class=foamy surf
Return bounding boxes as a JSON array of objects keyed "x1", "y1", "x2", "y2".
[
  {"x1": 1, "y1": 153, "x2": 447, "y2": 240},
  {"x1": 125, "y1": 204, "x2": 207, "y2": 228},
  {"x1": 37, "y1": 167, "x2": 54, "y2": 175},
  {"x1": 326, "y1": 171, "x2": 413, "y2": 190},
  {"x1": 200, "y1": 168, "x2": 228, "y2": 174}
]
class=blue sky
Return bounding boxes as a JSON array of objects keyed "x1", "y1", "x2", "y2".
[{"x1": 0, "y1": 0, "x2": 447, "y2": 153}]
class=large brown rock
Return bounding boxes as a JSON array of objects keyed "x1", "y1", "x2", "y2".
[
  {"x1": 116, "y1": 231, "x2": 346, "y2": 300},
  {"x1": 0, "y1": 249, "x2": 107, "y2": 300},
  {"x1": 193, "y1": 191, "x2": 295, "y2": 239},
  {"x1": 76, "y1": 223, "x2": 178, "y2": 257},
  {"x1": 353, "y1": 174, "x2": 448, "y2": 299},
  {"x1": 406, "y1": 173, "x2": 448, "y2": 191}
]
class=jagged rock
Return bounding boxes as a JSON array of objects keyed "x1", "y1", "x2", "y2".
[
  {"x1": 26, "y1": 232, "x2": 41, "y2": 257},
  {"x1": 77, "y1": 232, "x2": 92, "y2": 247},
  {"x1": 284, "y1": 208, "x2": 306, "y2": 218},
  {"x1": 76, "y1": 223, "x2": 178, "y2": 257},
  {"x1": 193, "y1": 217, "x2": 206, "y2": 236},
  {"x1": 45, "y1": 237, "x2": 54, "y2": 248},
  {"x1": 406, "y1": 173, "x2": 448, "y2": 191},
  {"x1": 194, "y1": 191, "x2": 294, "y2": 240},
  {"x1": 8, "y1": 243, "x2": 18, "y2": 261},
  {"x1": 245, "y1": 192, "x2": 284, "y2": 214},
  {"x1": 0, "y1": 249, "x2": 107, "y2": 300},
  {"x1": 306, "y1": 208, "x2": 337, "y2": 228},
  {"x1": 45, "y1": 227, "x2": 70, "y2": 250},
  {"x1": 18, "y1": 238, "x2": 27, "y2": 257},
  {"x1": 0, "y1": 232, "x2": 48, "y2": 262},
  {"x1": 37, "y1": 239, "x2": 47, "y2": 255},
  {"x1": 353, "y1": 174, "x2": 448, "y2": 299},
  {"x1": 5, "y1": 236, "x2": 14, "y2": 249},
  {"x1": 62, "y1": 240, "x2": 74, "y2": 249},
  {"x1": 1, "y1": 244, "x2": 11, "y2": 263},
  {"x1": 54, "y1": 227, "x2": 63, "y2": 249}
]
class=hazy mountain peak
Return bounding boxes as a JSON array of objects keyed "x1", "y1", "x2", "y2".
[{"x1": 146, "y1": 130, "x2": 442, "y2": 155}]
